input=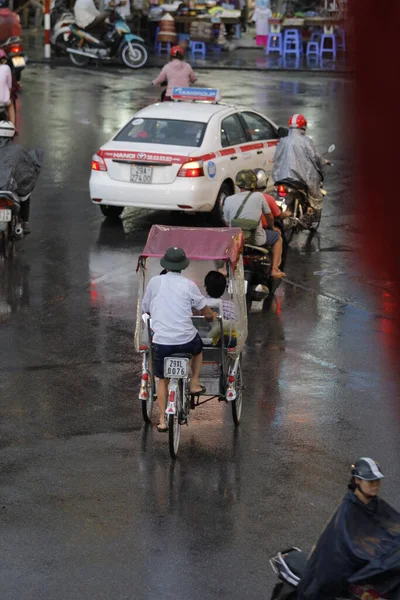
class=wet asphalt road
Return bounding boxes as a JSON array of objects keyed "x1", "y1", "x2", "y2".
[{"x1": 0, "y1": 66, "x2": 399, "y2": 600}]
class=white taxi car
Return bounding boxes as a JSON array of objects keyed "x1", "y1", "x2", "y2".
[{"x1": 90, "y1": 88, "x2": 287, "y2": 219}]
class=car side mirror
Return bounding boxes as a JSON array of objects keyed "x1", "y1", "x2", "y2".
[{"x1": 277, "y1": 127, "x2": 288, "y2": 138}]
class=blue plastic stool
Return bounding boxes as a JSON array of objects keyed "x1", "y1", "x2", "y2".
[
  {"x1": 283, "y1": 29, "x2": 302, "y2": 58},
  {"x1": 320, "y1": 34, "x2": 337, "y2": 59},
  {"x1": 190, "y1": 41, "x2": 206, "y2": 59},
  {"x1": 266, "y1": 32, "x2": 283, "y2": 55},
  {"x1": 177, "y1": 33, "x2": 190, "y2": 45},
  {"x1": 235, "y1": 23, "x2": 241, "y2": 39},
  {"x1": 336, "y1": 27, "x2": 346, "y2": 52},
  {"x1": 306, "y1": 41, "x2": 319, "y2": 57},
  {"x1": 154, "y1": 26, "x2": 160, "y2": 51},
  {"x1": 156, "y1": 41, "x2": 172, "y2": 56}
]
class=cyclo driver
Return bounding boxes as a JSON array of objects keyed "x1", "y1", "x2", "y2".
[
  {"x1": 142, "y1": 247, "x2": 216, "y2": 432},
  {"x1": 272, "y1": 114, "x2": 329, "y2": 226},
  {"x1": 223, "y1": 169, "x2": 285, "y2": 279}
]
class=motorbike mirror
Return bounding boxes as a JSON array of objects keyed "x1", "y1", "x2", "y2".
[
  {"x1": 277, "y1": 126, "x2": 289, "y2": 138},
  {"x1": 328, "y1": 144, "x2": 336, "y2": 153}
]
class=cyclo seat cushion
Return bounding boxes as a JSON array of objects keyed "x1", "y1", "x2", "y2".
[
  {"x1": 284, "y1": 550, "x2": 308, "y2": 578},
  {"x1": 168, "y1": 352, "x2": 192, "y2": 359}
]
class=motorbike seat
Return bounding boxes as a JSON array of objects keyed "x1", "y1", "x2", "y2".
[
  {"x1": 283, "y1": 550, "x2": 308, "y2": 578},
  {"x1": 244, "y1": 244, "x2": 270, "y2": 256},
  {"x1": 275, "y1": 178, "x2": 308, "y2": 192}
]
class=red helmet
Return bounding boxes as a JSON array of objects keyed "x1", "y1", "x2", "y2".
[
  {"x1": 288, "y1": 114, "x2": 308, "y2": 130},
  {"x1": 170, "y1": 45, "x2": 184, "y2": 58}
]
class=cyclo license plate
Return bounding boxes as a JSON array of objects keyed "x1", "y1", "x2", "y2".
[
  {"x1": 0, "y1": 209, "x2": 11, "y2": 222},
  {"x1": 131, "y1": 165, "x2": 153, "y2": 184},
  {"x1": 164, "y1": 357, "x2": 189, "y2": 378}
]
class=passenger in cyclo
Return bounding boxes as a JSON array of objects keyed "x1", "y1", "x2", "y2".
[
  {"x1": 192, "y1": 270, "x2": 238, "y2": 348},
  {"x1": 223, "y1": 169, "x2": 286, "y2": 279},
  {"x1": 141, "y1": 246, "x2": 216, "y2": 432}
]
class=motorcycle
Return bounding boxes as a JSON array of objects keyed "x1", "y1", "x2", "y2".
[
  {"x1": 274, "y1": 144, "x2": 335, "y2": 234},
  {"x1": 66, "y1": 10, "x2": 148, "y2": 69},
  {"x1": 0, "y1": 37, "x2": 26, "y2": 81},
  {"x1": 0, "y1": 191, "x2": 28, "y2": 259},
  {"x1": 50, "y1": 0, "x2": 74, "y2": 55},
  {"x1": 269, "y1": 547, "x2": 385, "y2": 600},
  {"x1": 243, "y1": 235, "x2": 284, "y2": 311}
]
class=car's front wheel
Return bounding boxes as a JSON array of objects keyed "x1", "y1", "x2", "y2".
[
  {"x1": 100, "y1": 205, "x2": 124, "y2": 219},
  {"x1": 211, "y1": 181, "x2": 233, "y2": 225}
]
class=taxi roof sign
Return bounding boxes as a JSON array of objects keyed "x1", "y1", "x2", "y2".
[{"x1": 171, "y1": 87, "x2": 221, "y2": 103}]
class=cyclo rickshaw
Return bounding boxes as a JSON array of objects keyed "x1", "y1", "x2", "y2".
[{"x1": 135, "y1": 225, "x2": 247, "y2": 458}]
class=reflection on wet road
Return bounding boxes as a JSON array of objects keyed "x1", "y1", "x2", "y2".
[{"x1": 0, "y1": 66, "x2": 399, "y2": 600}]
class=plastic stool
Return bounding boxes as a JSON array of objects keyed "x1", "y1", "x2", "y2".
[
  {"x1": 336, "y1": 27, "x2": 346, "y2": 52},
  {"x1": 156, "y1": 41, "x2": 172, "y2": 56},
  {"x1": 306, "y1": 41, "x2": 319, "y2": 57},
  {"x1": 266, "y1": 32, "x2": 283, "y2": 55},
  {"x1": 177, "y1": 33, "x2": 190, "y2": 45},
  {"x1": 154, "y1": 26, "x2": 160, "y2": 51},
  {"x1": 190, "y1": 41, "x2": 206, "y2": 59},
  {"x1": 283, "y1": 29, "x2": 302, "y2": 56},
  {"x1": 235, "y1": 23, "x2": 241, "y2": 39},
  {"x1": 320, "y1": 33, "x2": 336, "y2": 59}
]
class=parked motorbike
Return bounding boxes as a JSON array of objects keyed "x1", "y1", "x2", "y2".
[
  {"x1": 66, "y1": 10, "x2": 148, "y2": 69},
  {"x1": 0, "y1": 191, "x2": 28, "y2": 259},
  {"x1": 50, "y1": 0, "x2": 74, "y2": 55},
  {"x1": 274, "y1": 144, "x2": 335, "y2": 234},
  {"x1": 0, "y1": 36, "x2": 26, "y2": 80},
  {"x1": 269, "y1": 547, "x2": 385, "y2": 600}
]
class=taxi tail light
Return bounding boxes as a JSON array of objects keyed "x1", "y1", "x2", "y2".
[
  {"x1": 91, "y1": 151, "x2": 107, "y2": 172},
  {"x1": 177, "y1": 160, "x2": 204, "y2": 178},
  {"x1": 277, "y1": 184, "x2": 287, "y2": 198}
]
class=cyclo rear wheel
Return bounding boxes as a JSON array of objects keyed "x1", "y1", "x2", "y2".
[
  {"x1": 168, "y1": 379, "x2": 184, "y2": 458},
  {"x1": 231, "y1": 360, "x2": 243, "y2": 426}
]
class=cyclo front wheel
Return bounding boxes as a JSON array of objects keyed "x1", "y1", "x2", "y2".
[
  {"x1": 231, "y1": 360, "x2": 243, "y2": 426},
  {"x1": 168, "y1": 379, "x2": 184, "y2": 458},
  {"x1": 141, "y1": 380, "x2": 154, "y2": 423}
]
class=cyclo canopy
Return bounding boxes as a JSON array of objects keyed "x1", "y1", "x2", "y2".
[{"x1": 135, "y1": 225, "x2": 247, "y2": 353}]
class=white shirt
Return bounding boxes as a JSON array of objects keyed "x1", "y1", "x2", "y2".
[
  {"x1": 74, "y1": 0, "x2": 100, "y2": 29},
  {"x1": 105, "y1": 0, "x2": 131, "y2": 17},
  {"x1": 223, "y1": 190, "x2": 271, "y2": 246},
  {"x1": 0, "y1": 64, "x2": 12, "y2": 105},
  {"x1": 142, "y1": 272, "x2": 207, "y2": 345}
]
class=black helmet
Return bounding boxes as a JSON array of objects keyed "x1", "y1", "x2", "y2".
[{"x1": 351, "y1": 457, "x2": 384, "y2": 481}]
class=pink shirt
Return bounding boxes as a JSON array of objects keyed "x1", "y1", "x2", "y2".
[
  {"x1": 152, "y1": 60, "x2": 197, "y2": 97},
  {"x1": 0, "y1": 64, "x2": 12, "y2": 105}
]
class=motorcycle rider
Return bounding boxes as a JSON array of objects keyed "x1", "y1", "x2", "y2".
[
  {"x1": 298, "y1": 458, "x2": 400, "y2": 600},
  {"x1": 272, "y1": 114, "x2": 329, "y2": 219},
  {"x1": 0, "y1": 49, "x2": 15, "y2": 126},
  {"x1": 152, "y1": 45, "x2": 197, "y2": 102},
  {"x1": 223, "y1": 170, "x2": 285, "y2": 278},
  {"x1": 0, "y1": 119, "x2": 43, "y2": 233},
  {"x1": 74, "y1": 0, "x2": 115, "y2": 37},
  {"x1": 254, "y1": 168, "x2": 292, "y2": 224}
]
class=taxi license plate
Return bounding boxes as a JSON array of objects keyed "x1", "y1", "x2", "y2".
[
  {"x1": 12, "y1": 56, "x2": 26, "y2": 68},
  {"x1": 131, "y1": 165, "x2": 153, "y2": 184},
  {"x1": 0, "y1": 209, "x2": 11, "y2": 222},
  {"x1": 164, "y1": 357, "x2": 189, "y2": 378}
]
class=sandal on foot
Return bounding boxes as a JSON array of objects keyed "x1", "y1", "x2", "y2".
[{"x1": 190, "y1": 385, "x2": 206, "y2": 396}]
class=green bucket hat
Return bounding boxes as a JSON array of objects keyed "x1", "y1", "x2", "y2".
[{"x1": 160, "y1": 247, "x2": 190, "y2": 272}]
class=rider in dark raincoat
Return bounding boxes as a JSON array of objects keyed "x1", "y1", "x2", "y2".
[
  {"x1": 298, "y1": 458, "x2": 400, "y2": 600},
  {"x1": 0, "y1": 118, "x2": 43, "y2": 232}
]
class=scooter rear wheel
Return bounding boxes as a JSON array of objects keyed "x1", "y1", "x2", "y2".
[{"x1": 69, "y1": 39, "x2": 91, "y2": 67}]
